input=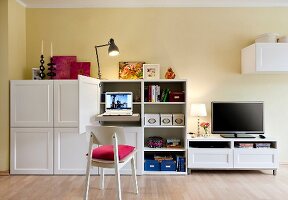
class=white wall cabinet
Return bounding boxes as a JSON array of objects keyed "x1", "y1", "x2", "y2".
[
  {"x1": 241, "y1": 43, "x2": 288, "y2": 73},
  {"x1": 10, "y1": 80, "x2": 53, "y2": 128},
  {"x1": 10, "y1": 128, "x2": 53, "y2": 174}
]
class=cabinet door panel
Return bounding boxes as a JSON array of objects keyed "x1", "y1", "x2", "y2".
[
  {"x1": 54, "y1": 80, "x2": 78, "y2": 127},
  {"x1": 10, "y1": 80, "x2": 53, "y2": 127},
  {"x1": 104, "y1": 127, "x2": 142, "y2": 175},
  {"x1": 54, "y1": 128, "x2": 98, "y2": 174},
  {"x1": 10, "y1": 128, "x2": 53, "y2": 174},
  {"x1": 78, "y1": 75, "x2": 100, "y2": 134}
]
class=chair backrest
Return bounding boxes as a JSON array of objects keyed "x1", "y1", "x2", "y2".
[{"x1": 86, "y1": 125, "x2": 126, "y2": 145}]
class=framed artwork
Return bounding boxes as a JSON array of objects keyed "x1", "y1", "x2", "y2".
[
  {"x1": 119, "y1": 62, "x2": 145, "y2": 79},
  {"x1": 53, "y1": 56, "x2": 77, "y2": 79},
  {"x1": 70, "y1": 62, "x2": 90, "y2": 79},
  {"x1": 143, "y1": 64, "x2": 160, "y2": 79}
]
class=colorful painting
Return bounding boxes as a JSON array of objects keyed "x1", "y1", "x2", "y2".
[
  {"x1": 119, "y1": 62, "x2": 145, "y2": 79},
  {"x1": 70, "y1": 62, "x2": 90, "y2": 79},
  {"x1": 53, "y1": 56, "x2": 77, "y2": 79}
]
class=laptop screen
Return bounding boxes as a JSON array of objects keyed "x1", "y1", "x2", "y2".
[{"x1": 105, "y1": 92, "x2": 133, "y2": 111}]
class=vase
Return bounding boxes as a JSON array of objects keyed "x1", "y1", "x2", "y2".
[{"x1": 204, "y1": 128, "x2": 209, "y2": 137}]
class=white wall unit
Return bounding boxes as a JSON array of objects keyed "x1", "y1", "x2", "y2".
[
  {"x1": 10, "y1": 80, "x2": 53, "y2": 128},
  {"x1": 241, "y1": 43, "x2": 288, "y2": 73},
  {"x1": 53, "y1": 128, "x2": 95, "y2": 174},
  {"x1": 54, "y1": 80, "x2": 78, "y2": 127},
  {"x1": 10, "y1": 128, "x2": 53, "y2": 174},
  {"x1": 187, "y1": 136, "x2": 279, "y2": 175}
]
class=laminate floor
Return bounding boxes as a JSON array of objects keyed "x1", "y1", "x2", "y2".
[{"x1": 1, "y1": 166, "x2": 288, "y2": 200}]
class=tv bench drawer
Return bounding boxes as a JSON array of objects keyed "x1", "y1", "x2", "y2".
[{"x1": 188, "y1": 148, "x2": 233, "y2": 168}]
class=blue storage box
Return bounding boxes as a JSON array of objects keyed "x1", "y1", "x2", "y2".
[
  {"x1": 144, "y1": 160, "x2": 160, "y2": 171},
  {"x1": 161, "y1": 160, "x2": 176, "y2": 171}
]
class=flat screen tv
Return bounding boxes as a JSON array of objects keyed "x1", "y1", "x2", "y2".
[{"x1": 211, "y1": 101, "x2": 264, "y2": 138}]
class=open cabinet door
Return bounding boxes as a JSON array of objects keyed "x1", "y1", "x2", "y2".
[{"x1": 78, "y1": 75, "x2": 100, "y2": 134}]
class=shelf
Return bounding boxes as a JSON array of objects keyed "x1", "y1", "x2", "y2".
[
  {"x1": 144, "y1": 147, "x2": 186, "y2": 152},
  {"x1": 95, "y1": 113, "x2": 140, "y2": 121},
  {"x1": 144, "y1": 102, "x2": 185, "y2": 105},
  {"x1": 143, "y1": 171, "x2": 187, "y2": 175},
  {"x1": 144, "y1": 125, "x2": 185, "y2": 128}
]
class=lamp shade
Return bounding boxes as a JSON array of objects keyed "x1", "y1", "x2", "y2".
[
  {"x1": 191, "y1": 104, "x2": 207, "y2": 117},
  {"x1": 108, "y1": 38, "x2": 119, "y2": 56}
]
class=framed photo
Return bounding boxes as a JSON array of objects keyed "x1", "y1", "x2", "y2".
[
  {"x1": 143, "y1": 64, "x2": 160, "y2": 79},
  {"x1": 119, "y1": 62, "x2": 145, "y2": 79},
  {"x1": 32, "y1": 68, "x2": 41, "y2": 80}
]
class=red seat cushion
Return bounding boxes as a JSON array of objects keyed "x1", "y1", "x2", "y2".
[{"x1": 92, "y1": 145, "x2": 135, "y2": 161}]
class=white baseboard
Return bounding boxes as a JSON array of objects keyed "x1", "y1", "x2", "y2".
[{"x1": 280, "y1": 162, "x2": 288, "y2": 165}]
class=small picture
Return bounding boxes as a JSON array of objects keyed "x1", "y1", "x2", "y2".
[
  {"x1": 32, "y1": 68, "x2": 41, "y2": 80},
  {"x1": 119, "y1": 62, "x2": 145, "y2": 79},
  {"x1": 143, "y1": 64, "x2": 160, "y2": 79}
]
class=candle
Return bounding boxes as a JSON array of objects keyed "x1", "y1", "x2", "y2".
[
  {"x1": 41, "y1": 40, "x2": 43, "y2": 55},
  {"x1": 50, "y1": 42, "x2": 53, "y2": 57}
]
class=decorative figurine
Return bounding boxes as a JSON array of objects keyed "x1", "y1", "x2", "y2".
[{"x1": 165, "y1": 67, "x2": 176, "y2": 79}]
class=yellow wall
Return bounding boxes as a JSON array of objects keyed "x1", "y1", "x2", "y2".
[
  {"x1": 0, "y1": 0, "x2": 9, "y2": 171},
  {"x1": 0, "y1": 0, "x2": 26, "y2": 171},
  {"x1": 26, "y1": 8, "x2": 288, "y2": 162}
]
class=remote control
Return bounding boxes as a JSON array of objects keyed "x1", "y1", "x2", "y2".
[{"x1": 259, "y1": 135, "x2": 266, "y2": 139}]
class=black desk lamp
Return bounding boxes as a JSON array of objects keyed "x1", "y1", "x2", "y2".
[{"x1": 95, "y1": 38, "x2": 119, "y2": 79}]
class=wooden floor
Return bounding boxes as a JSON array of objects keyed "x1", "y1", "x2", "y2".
[{"x1": 1, "y1": 166, "x2": 288, "y2": 200}]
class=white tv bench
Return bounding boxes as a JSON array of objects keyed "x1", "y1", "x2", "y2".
[{"x1": 187, "y1": 135, "x2": 279, "y2": 175}]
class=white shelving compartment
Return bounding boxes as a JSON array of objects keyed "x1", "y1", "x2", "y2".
[
  {"x1": 143, "y1": 80, "x2": 187, "y2": 175},
  {"x1": 187, "y1": 135, "x2": 279, "y2": 175}
]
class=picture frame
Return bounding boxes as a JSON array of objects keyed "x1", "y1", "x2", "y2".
[
  {"x1": 119, "y1": 62, "x2": 145, "y2": 79},
  {"x1": 143, "y1": 64, "x2": 160, "y2": 80},
  {"x1": 32, "y1": 68, "x2": 41, "y2": 80}
]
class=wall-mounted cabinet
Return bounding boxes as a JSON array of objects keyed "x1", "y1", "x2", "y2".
[{"x1": 241, "y1": 43, "x2": 288, "y2": 73}]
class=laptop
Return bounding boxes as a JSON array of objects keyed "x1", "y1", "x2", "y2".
[{"x1": 102, "y1": 92, "x2": 133, "y2": 116}]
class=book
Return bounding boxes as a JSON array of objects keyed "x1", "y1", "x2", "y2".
[
  {"x1": 53, "y1": 56, "x2": 77, "y2": 79},
  {"x1": 70, "y1": 62, "x2": 90, "y2": 79}
]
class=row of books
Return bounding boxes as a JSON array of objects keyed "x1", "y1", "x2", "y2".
[
  {"x1": 236, "y1": 143, "x2": 271, "y2": 148},
  {"x1": 144, "y1": 85, "x2": 170, "y2": 102}
]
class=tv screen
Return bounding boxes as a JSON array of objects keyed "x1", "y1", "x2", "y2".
[{"x1": 212, "y1": 102, "x2": 264, "y2": 137}]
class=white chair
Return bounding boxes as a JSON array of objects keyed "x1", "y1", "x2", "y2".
[{"x1": 83, "y1": 126, "x2": 138, "y2": 200}]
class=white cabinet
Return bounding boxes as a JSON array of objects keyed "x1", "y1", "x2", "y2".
[
  {"x1": 10, "y1": 128, "x2": 53, "y2": 174},
  {"x1": 241, "y1": 43, "x2": 288, "y2": 73},
  {"x1": 54, "y1": 80, "x2": 78, "y2": 127},
  {"x1": 187, "y1": 136, "x2": 279, "y2": 175},
  {"x1": 54, "y1": 128, "x2": 94, "y2": 174},
  {"x1": 10, "y1": 80, "x2": 53, "y2": 128}
]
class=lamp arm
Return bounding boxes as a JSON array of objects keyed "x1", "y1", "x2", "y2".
[
  {"x1": 95, "y1": 46, "x2": 101, "y2": 79},
  {"x1": 95, "y1": 43, "x2": 109, "y2": 48}
]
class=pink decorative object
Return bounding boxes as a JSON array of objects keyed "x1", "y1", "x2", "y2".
[
  {"x1": 53, "y1": 56, "x2": 77, "y2": 79},
  {"x1": 91, "y1": 145, "x2": 135, "y2": 161},
  {"x1": 70, "y1": 62, "x2": 91, "y2": 79}
]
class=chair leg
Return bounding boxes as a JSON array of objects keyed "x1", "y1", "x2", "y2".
[
  {"x1": 99, "y1": 168, "x2": 105, "y2": 190},
  {"x1": 115, "y1": 163, "x2": 122, "y2": 200},
  {"x1": 131, "y1": 156, "x2": 139, "y2": 194},
  {"x1": 83, "y1": 160, "x2": 91, "y2": 200}
]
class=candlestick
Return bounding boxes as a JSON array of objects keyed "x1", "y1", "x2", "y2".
[
  {"x1": 41, "y1": 40, "x2": 43, "y2": 55},
  {"x1": 50, "y1": 42, "x2": 53, "y2": 57},
  {"x1": 47, "y1": 57, "x2": 56, "y2": 79},
  {"x1": 39, "y1": 54, "x2": 45, "y2": 79}
]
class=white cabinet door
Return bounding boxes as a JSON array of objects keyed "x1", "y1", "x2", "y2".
[
  {"x1": 10, "y1": 128, "x2": 53, "y2": 174},
  {"x1": 234, "y1": 149, "x2": 279, "y2": 169},
  {"x1": 78, "y1": 75, "x2": 100, "y2": 134},
  {"x1": 188, "y1": 148, "x2": 233, "y2": 169},
  {"x1": 10, "y1": 80, "x2": 53, "y2": 127},
  {"x1": 54, "y1": 128, "x2": 98, "y2": 174},
  {"x1": 104, "y1": 127, "x2": 142, "y2": 175},
  {"x1": 54, "y1": 80, "x2": 78, "y2": 127}
]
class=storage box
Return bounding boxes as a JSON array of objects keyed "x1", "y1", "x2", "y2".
[
  {"x1": 161, "y1": 160, "x2": 176, "y2": 171},
  {"x1": 172, "y1": 114, "x2": 185, "y2": 126},
  {"x1": 160, "y1": 114, "x2": 172, "y2": 126},
  {"x1": 169, "y1": 92, "x2": 185, "y2": 102},
  {"x1": 145, "y1": 114, "x2": 160, "y2": 126},
  {"x1": 144, "y1": 160, "x2": 160, "y2": 171}
]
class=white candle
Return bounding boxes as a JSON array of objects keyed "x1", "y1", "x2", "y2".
[
  {"x1": 41, "y1": 40, "x2": 43, "y2": 55},
  {"x1": 50, "y1": 42, "x2": 53, "y2": 57}
]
